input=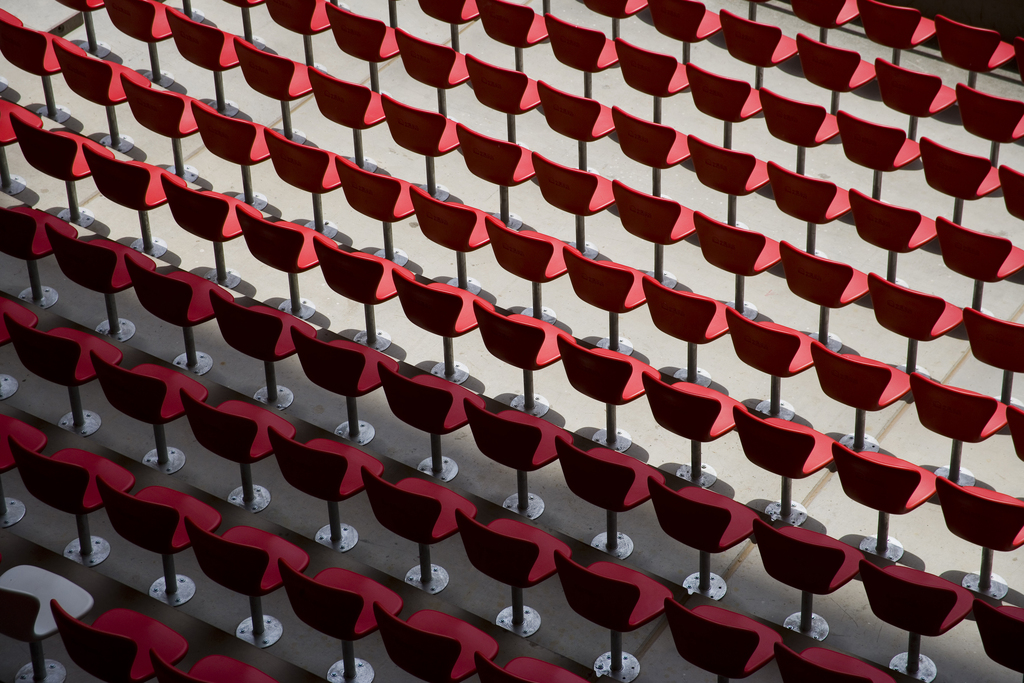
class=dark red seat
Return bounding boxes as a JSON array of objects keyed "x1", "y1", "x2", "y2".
[
  {"x1": 104, "y1": 0, "x2": 175, "y2": 87},
  {"x1": 957, "y1": 83, "x2": 1024, "y2": 168},
  {"x1": 290, "y1": 323, "x2": 399, "y2": 444},
  {"x1": 0, "y1": 12, "x2": 73, "y2": 122},
  {"x1": 752, "y1": 519, "x2": 861, "y2": 641},
  {"x1": 849, "y1": 189, "x2": 936, "y2": 284},
  {"x1": 81, "y1": 143, "x2": 170, "y2": 257},
  {"x1": 380, "y1": 94, "x2": 460, "y2": 201},
  {"x1": 313, "y1": 239, "x2": 409, "y2": 351},
  {"x1": 54, "y1": 40, "x2": 148, "y2": 154},
  {"x1": 8, "y1": 114, "x2": 112, "y2": 228},
  {"x1": 910, "y1": 372, "x2": 1007, "y2": 488},
  {"x1": 974, "y1": 600, "x2": 1024, "y2": 679},
  {"x1": 0, "y1": 206, "x2": 76, "y2": 308},
  {"x1": 544, "y1": 12, "x2": 618, "y2": 97},
  {"x1": 334, "y1": 155, "x2": 415, "y2": 266},
  {"x1": 688, "y1": 136, "x2": 769, "y2": 231},
  {"x1": 664, "y1": 599, "x2": 782, "y2": 681},
  {"x1": 935, "y1": 14, "x2": 1013, "y2": 89},
  {"x1": 362, "y1": 469, "x2": 477, "y2": 594},
  {"x1": 308, "y1": 67, "x2": 385, "y2": 172},
  {"x1": 475, "y1": 656, "x2": 589, "y2": 683},
  {"x1": 614, "y1": 38, "x2": 688, "y2": 123},
  {"x1": 536, "y1": 80, "x2": 615, "y2": 173},
  {"x1": 151, "y1": 653, "x2": 280, "y2": 683},
  {"x1": 584, "y1": 0, "x2": 647, "y2": 40},
  {"x1": 485, "y1": 218, "x2": 567, "y2": 323},
  {"x1": 9, "y1": 437, "x2": 134, "y2": 566},
  {"x1": 719, "y1": 8, "x2": 797, "y2": 88},
  {"x1": 759, "y1": 88, "x2": 839, "y2": 175},
  {"x1": 45, "y1": 227, "x2": 154, "y2": 342},
  {"x1": 465, "y1": 54, "x2": 541, "y2": 142},
  {"x1": 0, "y1": 410, "x2": 46, "y2": 526},
  {"x1": 52, "y1": 603, "x2": 188, "y2": 681},
  {"x1": 268, "y1": 428, "x2": 385, "y2": 552},
  {"x1": 791, "y1": 0, "x2": 858, "y2": 43},
  {"x1": 456, "y1": 509, "x2": 570, "y2": 637},
  {"x1": 963, "y1": 307, "x2": 1024, "y2": 406},
  {"x1": 464, "y1": 400, "x2": 566, "y2": 518},
  {"x1": 563, "y1": 246, "x2": 647, "y2": 357},
  {"x1": 234, "y1": 37, "x2": 312, "y2": 143},
  {"x1": 647, "y1": 0, "x2": 721, "y2": 65},
  {"x1": 456, "y1": 122, "x2": 535, "y2": 230},
  {"x1": 935, "y1": 477, "x2": 1024, "y2": 600},
  {"x1": 264, "y1": 0, "x2": 331, "y2": 67},
  {"x1": 613, "y1": 182, "x2": 694, "y2": 287},
  {"x1": 774, "y1": 642, "x2": 896, "y2": 683},
  {"x1": 867, "y1": 273, "x2": 962, "y2": 378},
  {"x1": 685, "y1": 62, "x2": 761, "y2": 148},
  {"x1": 472, "y1": 300, "x2": 561, "y2": 417},
  {"x1": 179, "y1": 392, "x2": 296, "y2": 512},
  {"x1": 642, "y1": 371, "x2": 742, "y2": 486},
  {"x1": 392, "y1": 268, "x2": 480, "y2": 385},
  {"x1": 733, "y1": 407, "x2": 834, "y2": 526},
  {"x1": 191, "y1": 100, "x2": 271, "y2": 210},
  {"x1": 836, "y1": 110, "x2": 920, "y2": 201},
  {"x1": 810, "y1": 341, "x2": 910, "y2": 454},
  {"x1": 395, "y1": 29, "x2": 468, "y2": 116},
  {"x1": 874, "y1": 58, "x2": 956, "y2": 142},
  {"x1": 532, "y1": 151, "x2": 615, "y2": 260},
  {"x1": 920, "y1": 137, "x2": 1000, "y2": 227},
  {"x1": 555, "y1": 552, "x2": 672, "y2": 681},
  {"x1": 768, "y1": 162, "x2": 851, "y2": 255},
  {"x1": 374, "y1": 607, "x2": 498, "y2": 682},
  {"x1": 859, "y1": 560, "x2": 973, "y2": 681},
  {"x1": 935, "y1": 216, "x2": 1024, "y2": 313},
  {"x1": 378, "y1": 364, "x2": 486, "y2": 481},
  {"x1": 693, "y1": 211, "x2": 779, "y2": 321},
  {"x1": 264, "y1": 127, "x2": 342, "y2": 238},
  {"x1": 410, "y1": 185, "x2": 494, "y2": 294},
  {"x1": 1001, "y1": 164, "x2": 1024, "y2": 222},
  {"x1": 832, "y1": 442, "x2": 936, "y2": 561},
  {"x1": 160, "y1": 176, "x2": 257, "y2": 289},
  {"x1": 476, "y1": 0, "x2": 547, "y2": 71},
  {"x1": 556, "y1": 334, "x2": 651, "y2": 452},
  {"x1": 279, "y1": 561, "x2": 402, "y2": 681},
  {"x1": 186, "y1": 520, "x2": 310, "y2": 648},
  {"x1": 166, "y1": 8, "x2": 242, "y2": 118},
  {"x1": 611, "y1": 106, "x2": 689, "y2": 199},
  {"x1": 858, "y1": 0, "x2": 935, "y2": 66},
  {"x1": 121, "y1": 76, "x2": 201, "y2": 184},
  {"x1": 649, "y1": 479, "x2": 758, "y2": 599},
  {"x1": 0, "y1": 100, "x2": 42, "y2": 196},
  {"x1": 209, "y1": 295, "x2": 316, "y2": 410},
  {"x1": 4, "y1": 314, "x2": 123, "y2": 437},
  {"x1": 556, "y1": 432, "x2": 667, "y2": 552},
  {"x1": 779, "y1": 241, "x2": 868, "y2": 352},
  {"x1": 796, "y1": 33, "x2": 875, "y2": 116},
  {"x1": 97, "y1": 480, "x2": 221, "y2": 606},
  {"x1": 324, "y1": 3, "x2": 399, "y2": 92},
  {"x1": 91, "y1": 354, "x2": 208, "y2": 475},
  {"x1": 124, "y1": 257, "x2": 234, "y2": 376},
  {"x1": 236, "y1": 208, "x2": 332, "y2": 320}
]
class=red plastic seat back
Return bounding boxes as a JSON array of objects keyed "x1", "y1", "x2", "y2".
[
  {"x1": 874, "y1": 59, "x2": 949, "y2": 119},
  {"x1": 278, "y1": 561, "x2": 391, "y2": 642},
  {"x1": 314, "y1": 239, "x2": 404, "y2": 305},
  {"x1": 858, "y1": 560, "x2": 972, "y2": 637},
  {"x1": 836, "y1": 110, "x2": 915, "y2": 172},
  {"x1": 555, "y1": 336, "x2": 641, "y2": 405},
  {"x1": 858, "y1": 0, "x2": 934, "y2": 51},
  {"x1": 1000, "y1": 165, "x2": 1024, "y2": 221},
  {"x1": 686, "y1": 62, "x2": 758, "y2": 123},
  {"x1": 768, "y1": 162, "x2": 848, "y2": 224},
  {"x1": 614, "y1": 38, "x2": 686, "y2": 98},
  {"x1": 410, "y1": 186, "x2": 493, "y2": 252},
  {"x1": 537, "y1": 80, "x2": 613, "y2": 143},
  {"x1": 381, "y1": 95, "x2": 457, "y2": 157},
  {"x1": 752, "y1": 519, "x2": 860, "y2": 594},
  {"x1": 392, "y1": 269, "x2": 477, "y2": 338},
  {"x1": 640, "y1": 268, "x2": 727, "y2": 340},
  {"x1": 485, "y1": 220, "x2": 566, "y2": 283},
  {"x1": 265, "y1": 128, "x2": 339, "y2": 193},
  {"x1": 210, "y1": 295, "x2": 303, "y2": 362},
  {"x1": 373, "y1": 608, "x2": 475, "y2": 682},
  {"x1": 544, "y1": 13, "x2": 617, "y2": 73},
  {"x1": 127, "y1": 257, "x2": 225, "y2": 327},
  {"x1": 649, "y1": 478, "x2": 755, "y2": 553},
  {"x1": 810, "y1": 342, "x2": 906, "y2": 411},
  {"x1": 270, "y1": 428, "x2": 358, "y2": 501},
  {"x1": 179, "y1": 393, "x2": 260, "y2": 464},
  {"x1": 234, "y1": 37, "x2": 311, "y2": 101},
  {"x1": 974, "y1": 600, "x2": 1024, "y2": 675},
  {"x1": 335, "y1": 156, "x2": 414, "y2": 223},
  {"x1": 732, "y1": 407, "x2": 827, "y2": 478},
  {"x1": 532, "y1": 153, "x2": 612, "y2": 215},
  {"x1": 849, "y1": 189, "x2": 933, "y2": 253},
  {"x1": 791, "y1": 0, "x2": 858, "y2": 29},
  {"x1": 612, "y1": 107, "x2": 686, "y2": 169},
  {"x1": 648, "y1": 0, "x2": 721, "y2": 43},
  {"x1": 377, "y1": 365, "x2": 463, "y2": 434},
  {"x1": 796, "y1": 33, "x2": 872, "y2": 92},
  {"x1": 642, "y1": 373, "x2": 734, "y2": 441},
  {"x1": 935, "y1": 216, "x2": 1018, "y2": 282},
  {"x1": 774, "y1": 642, "x2": 895, "y2": 683},
  {"x1": 456, "y1": 123, "x2": 534, "y2": 187},
  {"x1": 957, "y1": 83, "x2": 1024, "y2": 144},
  {"x1": 554, "y1": 437, "x2": 644, "y2": 512},
  {"x1": 464, "y1": 401, "x2": 550, "y2": 470},
  {"x1": 779, "y1": 242, "x2": 863, "y2": 308},
  {"x1": 167, "y1": 8, "x2": 239, "y2": 71},
  {"x1": 934, "y1": 14, "x2": 1012, "y2": 73},
  {"x1": 0, "y1": 207, "x2": 72, "y2": 261},
  {"x1": 361, "y1": 471, "x2": 444, "y2": 544},
  {"x1": 866, "y1": 274, "x2": 960, "y2": 341},
  {"x1": 831, "y1": 443, "x2": 934, "y2": 516},
  {"x1": 692, "y1": 212, "x2": 774, "y2": 276},
  {"x1": 613, "y1": 181, "x2": 691, "y2": 245},
  {"x1": 82, "y1": 144, "x2": 167, "y2": 211},
  {"x1": 476, "y1": 0, "x2": 546, "y2": 48},
  {"x1": 920, "y1": 137, "x2": 998, "y2": 200},
  {"x1": 325, "y1": 3, "x2": 398, "y2": 62},
  {"x1": 420, "y1": 0, "x2": 479, "y2": 24},
  {"x1": 472, "y1": 302, "x2": 556, "y2": 370},
  {"x1": 563, "y1": 247, "x2": 644, "y2": 313},
  {"x1": 122, "y1": 76, "x2": 196, "y2": 139},
  {"x1": 719, "y1": 9, "x2": 792, "y2": 67},
  {"x1": 465, "y1": 54, "x2": 540, "y2": 115},
  {"x1": 10, "y1": 115, "x2": 97, "y2": 182},
  {"x1": 265, "y1": 0, "x2": 330, "y2": 35},
  {"x1": 308, "y1": 68, "x2": 383, "y2": 130},
  {"x1": 760, "y1": 88, "x2": 836, "y2": 148},
  {"x1": 0, "y1": 100, "x2": 42, "y2": 147},
  {"x1": 161, "y1": 176, "x2": 253, "y2": 243},
  {"x1": 9, "y1": 438, "x2": 91, "y2": 515},
  {"x1": 191, "y1": 101, "x2": 269, "y2": 166},
  {"x1": 54, "y1": 39, "x2": 136, "y2": 106},
  {"x1": 185, "y1": 520, "x2": 273, "y2": 596},
  {"x1": 910, "y1": 372, "x2": 1005, "y2": 443},
  {"x1": 91, "y1": 355, "x2": 177, "y2": 426},
  {"x1": 4, "y1": 316, "x2": 108, "y2": 388},
  {"x1": 0, "y1": 300, "x2": 39, "y2": 348},
  {"x1": 51, "y1": 604, "x2": 147, "y2": 683},
  {"x1": 395, "y1": 28, "x2": 466, "y2": 89},
  {"x1": 664, "y1": 600, "x2": 781, "y2": 679},
  {"x1": 456, "y1": 510, "x2": 543, "y2": 587},
  {"x1": 97, "y1": 479, "x2": 186, "y2": 556},
  {"x1": 688, "y1": 136, "x2": 763, "y2": 195},
  {"x1": 554, "y1": 552, "x2": 641, "y2": 631},
  {"x1": 46, "y1": 228, "x2": 131, "y2": 295},
  {"x1": 236, "y1": 209, "x2": 321, "y2": 274},
  {"x1": 935, "y1": 477, "x2": 1024, "y2": 552},
  {"x1": 105, "y1": 0, "x2": 170, "y2": 42},
  {"x1": 963, "y1": 307, "x2": 1024, "y2": 374},
  {"x1": 0, "y1": 17, "x2": 60, "y2": 76},
  {"x1": 726, "y1": 308, "x2": 807, "y2": 377},
  {"x1": 292, "y1": 329, "x2": 396, "y2": 399}
]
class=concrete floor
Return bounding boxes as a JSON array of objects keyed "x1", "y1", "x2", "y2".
[{"x1": 1, "y1": 0, "x2": 1023, "y2": 681}]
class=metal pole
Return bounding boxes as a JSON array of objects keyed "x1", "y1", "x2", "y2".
[
  {"x1": 830, "y1": 91, "x2": 840, "y2": 117},
  {"x1": 148, "y1": 43, "x2": 162, "y2": 81},
  {"x1": 42, "y1": 76, "x2": 58, "y2": 121},
  {"x1": 437, "y1": 88, "x2": 447, "y2": 118},
  {"x1": 908, "y1": 115, "x2": 918, "y2": 142},
  {"x1": 652, "y1": 167, "x2": 661, "y2": 198},
  {"x1": 796, "y1": 146, "x2": 806, "y2": 176},
  {"x1": 1001, "y1": 370, "x2": 1014, "y2": 405},
  {"x1": 213, "y1": 242, "x2": 230, "y2": 284},
  {"x1": 872, "y1": 170, "x2": 883, "y2": 201},
  {"x1": 364, "y1": 304, "x2": 379, "y2": 344},
  {"x1": 514, "y1": 48, "x2": 524, "y2": 74},
  {"x1": 653, "y1": 96, "x2": 662, "y2": 125},
  {"x1": 264, "y1": 361, "x2": 279, "y2": 405},
  {"x1": 608, "y1": 312, "x2": 619, "y2": 353},
  {"x1": 105, "y1": 106, "x2": 121, "y2": 149},
  {"x1": 800, "y1": 591, "x2": 814, "y2": 632},
  {"x1": 342, "y1": 641, "x2": 358, "y2": 681},
  {"x1": 353, "y1": 129, "x2": 366, "y2": 169},
  {"x1": 687, "y1": 342, "x2": 698, "y2": 384},
  {"x1": 606, "y1": 404, "x2": 617, "y2": 444},
  {"x1": 450, "y1": 24, "x2": 460, "y2": 53},
  {"x1": 906, "y1": 633, "x2": 922, "y2": 673},
  {"x1": 979, "y1": 547, "x2": 994, "y2": 593},
  {"x1": 578, "y1": 140, "x2": 587, "y2": 172},
  {"x1": 241, "y1": 165, "x2": 257, "y2": 206},
  {"x1": 755, "y1": 66, "x2": 763, "y2": 90},
  {"x1": 103, "y1": 293, "x2": 120, "y2": 337},
  {"x1": 443, "y1": 337, "x2": 456, "y2": 380},
  {"x1": 507, "y1": 113, "x2": 516, "y2": 144},
  {"x1": 153, "y1": 423, "x2": 169, "y2": 466},
  {"x1": 892, "y1": 47, "x2": 901, "y2": 66},
  {"x1": 66, "y1": 180, "x2": 81, "y2": 223},
  {"x1": 876, "y1": 512, "x2": 890, "y2": 555},
  {"x1": 250, "y1": 596, "x2": 266, "y2": 636},
  {"x1": 240, "y1": 462, "x2": 256, "y2": 506},
  {"x1": 328, "y1": 500, "x2": 343, "y2": 542},
  {"x1": 214, "y1": 71, "x2": 228, "y2": 114},
  {"x1": 370, "y1": 62, "x2": 381, "y2": 93},
  {"x1": 576, "y1": 215, "x2": 586, "y2": 253},
  {"x1": 948, "y1": 439, "x2": 964, "y2": 484},
  {"x1": 770, "y1": 375, "x2": 782, "y2": 417},
  {"x1": 953, "y1": 197, "x2": 964, "y2": 226},
  {"x1": 68, "y1": 386, "x2": 87, "y2": 431},
  {"x1": 29, "y1": 641, "x2": 46, "y2": 682},
  {"x1": 612, "y1": 17, "x2": 620, "y2": 41},
  {"x1": 886, "y1": 251, "x2": 898, "y2": 283},
  {"x1": 523, "y1": 369, "x2": 536, "y2": 413},
  {"x1": 990, "y1": 140, "x2": 1000, "y2": 168},
  {"x1": 162, "y1": 554, "x2": 178, "y2": 595},
  {"x1": 727, "y1": 194, "x2": 737, "y2": 226},
  {"x1": 906, "y1": 339, "x2": 918, "y2": 375},
  {"x1": 0, "y1": 148, "x2": 12, "y2": 189},
  {"x1": 817, "y1": 306, "x2": 830, "y2": 349},
  {"x1": 27, "y1": 260, "x2": 44, "y2": 304},
  {"x1": 430, "y1": 433, "x2": 443, "y2": 474},
  {"x1": 426, "y1": 157, "x2": 438, "y2": 198},
  {"x1": 76, "y1": 513, "x2": 93, "y2": 557},
  {"x1": 139, "y1": 210, "x2": 156, "y2": 254},
  {"x1": 733, "y1": 274, "x2": 745, "y2": 314},
  {"x1": 242, "y1": 7, "x2": 255, "y2": 44},
  {"x1": 654, "y1": 244, "x2": 665, "y2": 283},
  {"x1": 511, "y1": 586, "x2": 525, "y2": 625},
  {"x1": 723, "y1": 121, "x2": 732, "y2": 150},
  {"x1": 382, "y1": 221, "x2": 396, "y2": 261},
  {"x1": 972, "y1": 280, "x2": 984, "y2": 311},
  {"x1": 698, "y1": 550, "x2": 711, "y2": 591},
  {"x1": 303, "y1": 35, "x2": 315, "y2": 67},
  {"x1": 584, "y1": 71, "x2": 592, "y2": 100},
  {"x1": 610, "y1": 631, "x2": 623, "y2": 672},
  {"x1": 456, "y1": 252, "x2": 469, "y2": 290},
  {"x1": 500, "y1": 186, "x2": 511, "y2": 226},
  {"x1": 806, "y1": 222, "x2": 817, "y2": 254},
  {"x1": 516, "y1": 470, "x2": 530, "y2": 513},
  {"x1": 281, "y1": 102, "x2": 295, "y2": 140},
  {"x1": 780, "y1": 476, "x2": 793, "y2": 519},
  {"x1": 345, "y1": 396, "x2": 361, "y2": 440},
  {"x1": 312, "y1": 194, "x2": 326, "y2": 234},
  {"x1": 288, "y1": 272, "x2": 303, "y2": 316},
  {"x1": 968, "y1": 71, "x2": 978, "y2": 90},
  {"x1": 606, "y1": 509, "x2": 618, "y2": 553},
  {"x1": 182, "y1": 326, "x2": 200, "y2": 369},
  {"x1": 531, "y1": 282, "x2": 543, "y2": 320},
  {"x1": 418, "y1": 543, "x2": 432, "y2": 583},
  {"x1": 682, "y1": 42, "x2": 690, "y2": 65},
  {"x1": 854, "y1": 408, "x2": 866, "y2": 452},
  {"x1": 691, "y1": 440, "x2": 702, "y2": 477}
]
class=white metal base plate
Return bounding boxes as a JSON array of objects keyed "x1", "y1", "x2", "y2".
[
  {"x1": 840, "y1": 433, "x2": 880, "y2": 453},
  {"x1": 755, "y1": 398, "x2": 795, "y2": 422},
  {"x1": 405, "y1": 563, "x2": 449, "y2": 594},
  {"x1": 237, "y1": 615, "x2": 282, "y2": 648},
  {"x1": 100, "y1": 133, "x2": 134, "y2": 154},
  {"x1": 143, "y1": 447, "x2": 186, "y2": 474},
  {"x1": 418, "y1": 456, "x2": 458, "y2": 482},
  {"x1": 144, "y1": 70, "x2": 175, "y2": 88},
  {"x1": 511, "y1": 393, "x2": 550, "y2": 417},
  {"x1": 594, "y1": 428, "x2": 632, "y2": 452},
  {"x1": 279, "y1": 298, "x2": 315, "y2": 320},
  {"x1": 503, "y1": 492, "x2": 544, "y2": 519},
  {"x1": 16, "y1": 659, "x2": 66, "y2": 683},
  {"x1": 59, "y1": 410, "x2": 101, "y2": 436},
  {"x1": 337, "y1": 420, "x2": 375, "y2": 446},
  {"x1": 316, "y1": 522, "x2": 358, "y2": 552},
  {"x1": 232, "y1": 190, "x2": 267, "y2": 211},
  {"x1": 174, "y1": 351, "x2": 213, "y2": 376},
  {"x1": 301, "y1": 219, "x2": 339, "y2": 240},
  {"x1": 328, "y1": 658, "x2": 373, "y2": 683},
  {"x1": 36, "y1": 104, "x2": 71, "y2": 124},
  {"x1": 522, "y1": 306, "x2": 556, "y2": 324},
  {"x1": 592, "y1": 532, "x2": 633, "y2": 559},
  {"x1": 567, "y1": 240, "x2": 599, "y2": 260},
  {"x1": 683, "y1": 571, "x2": 727, "y2": 600},
  {"x1": 896, "y1": 364, "x2": 930, "y2": 380},
  {"x1": 785, "y1": 611, "x2": 829, "y2": 641},
  {"x1": 131, "y1": 236, "x2": 168, "y2": 259},
  {"x1": 934, "y1": 466, "x2": 975, "y2": 488},
  {"x1": 594, "y1": 652, "x2": 640, "y2": 682},
  {"x1": 74, "y1": 39, "x2": 111, "y2": 59},
  {"x1": 229, "y1": 485, "x2": 271, "y2": 513},
  {"x1": 168, "y1": 164, "x2": 199, "y2": 184},
  {"x1": 374, "y1": 247, "x2": 408, "y2": 267},
  {"x1": 255, "y1": 385, "x2": 294, "y2": 410},
  {"x1": 96, "y1": 317, "x2": 135, "y2": 342},
  {"x1": 497, "y1": 605, "x2": 541, "y2": 637},
  {"x1": 150, "y1": 574, "x2": 196, "y2": 606},
  {"x1": 2, "y1": 174, "x2": 27, "y2": 195},
  {"x1": 0, "y1": 497, "x2": 26, "y2": 527},
  {"x1": 861, "y1": 535, "x2": 904, "y2": 562},
  {"x1": 446, "y1": 275, "x2": 482, "y2": 295},
  {"x1": 354, "y1": 329, "x2": 392, "y2": 352},
  {"x1": 204, "y1": 267, "x2": 241, "y2": 289},
  {"x1": 57, "y1": 207, "x2": 94, "y2": 228},
  {"x1": 726, "y1": 300, "x2": 759, "y2": 320},
  {"x1": 0, "y1": 374, "x2": 18, "y2": 399},
  {"x1": 809, "y1": 331, "x2": 843, "y2": 353},
  {"x1": 431, "y1": 360, "x2": 469, "y2": 385},
  {"x1": 889, "y1": 653, "x2": 937, "y2": 682},
  {"x1": 676, "y1": 462, "x2": 717, "y2": 488},
  {"x1": 766, "y1": 500, "x2": 808, "y2": 527},
  {"x1": 963, "y1": 572, "x2": 1009, "y2": 600},
  {"x1": 64, "y1": 536, "x2": 110, "y2": 566},
  {"x1": 673, "y1": 366, "x2": 712, "y2": 387},
  {"x1": 597, "y1": 336, "x2": 634, "y2": 356},
  {"x1": 19, "y1": 285, "x2": 58, "y2": 309}
]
